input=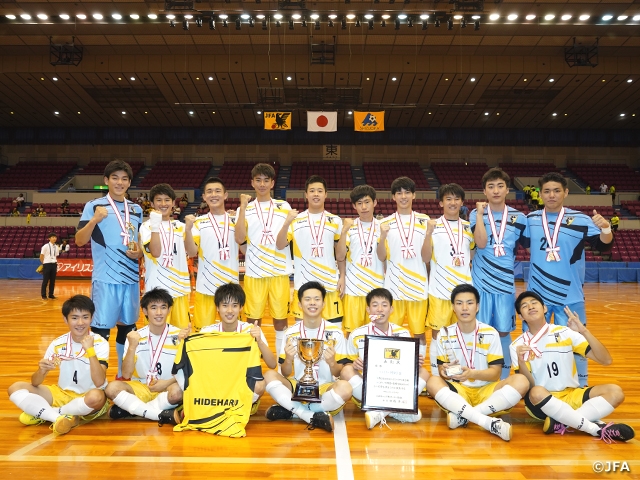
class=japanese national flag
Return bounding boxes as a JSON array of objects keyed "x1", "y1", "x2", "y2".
[{"x1": 307, "y1": 111, "x2": 338, "y2": 132}]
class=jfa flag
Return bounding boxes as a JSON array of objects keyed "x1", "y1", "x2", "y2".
[
  {"x1": 264, "y1": 112, "x2": 291, "y2": 130},
  {"x1": 307, "y1": 111, "x2": 337, "y2": 132},
  {"x1": 354, "y1": 111, "x2": 385, "y2": 132}
]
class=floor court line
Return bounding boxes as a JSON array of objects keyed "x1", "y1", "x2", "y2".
[
  {"x1": 7, "y1": 433, "x2": 55, "y2": 458},
  {"x1": 333, "y1": 410, "x2": 354, "y2": 480}
]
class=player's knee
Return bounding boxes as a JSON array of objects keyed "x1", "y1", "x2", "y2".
[
  {"x1": 84, "y1": 389, "x2": 107, "y2": 410},
  {"x1": 167, "y1": 384, "x2": 183, "y2": 405},
  {"x1": 604, "y1": 384, "x2": 625, "y2": 406},
  {"x1": 104, "y1": 381, "x2": 125, "y2": 399},
  {"x1": 7, "y1": 382, "x2": 29, "y2": 396},
  {"x1": 528, "y1": 386, "x2": 550, "y2": 405},
  {"x1": 340, "y1": 364, "x2": 356, "y2": 381},
  {"x1": 332, "y1": 380, "x2": 352, "y2": 401},
  {"x1": 253, "y1": 380, "x2": 266, "y2": 396},
  {"x1": 419, "y1": 368, "x2": 431, "y2": 382},
  {"x1": 263, "y1": 370, "x2": 280, "y2": 384},
  {"x1": 273, "y1": 319, "x2": 288, "y2": 331},
  {"x1": 426, "y1": 375, "x2": 447, "y2": 396},
  {"x1": 509, "y1": 373, "x2": 531, "y2": 396}
]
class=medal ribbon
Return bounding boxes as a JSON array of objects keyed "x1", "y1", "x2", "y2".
[
  {"x1": 523, "y1": 324, "x2": 549, "y2": 361},
  {"x1": 106, "y1": 194, "x2": 130, "y2": 247},
  {"x1": 488, "y1": 206, "x2": 508, "y2": 257},
  {"x1": 213, "y1": 322, "x2": 243, "y2": 332},
  {"x1": 254, "y1": 199, "x2": 276, "y2": 245},
  {"x1": 357, "y1": 219, "x2": 376, "y2": 267},
  {"x1": 542, "y1": 207, "x2": 565, "y2": 262},
  {"x1": 395, "y1": 212, "x2": 416, "y2": 259},
  {"x1": 159, "y1": 221, "x2": 174, "y2": 268},
  {"x1": 441, "y1": 216, "x2": 465, "y2": 266},
  {"x1": 56, "y1": 333, "x2": 86, "y2": 361},
  {"x1": 455, "y1": 322, "x2": 478, "y2": 369},
  {"x1": 307, "y1": 211, "x2": 326, "y2": 258},
  {"x1": 369, "y1": 321, "x2": 392, "y2": 336},
  {"x1": 208, "y1": 212, "x2": 231, "y2": 260},
  {"x1": 147, "y1": 325, "x2": 169, "y2": 385}
]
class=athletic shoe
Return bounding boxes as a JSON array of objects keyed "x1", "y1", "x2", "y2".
[
  {"x1": 447, "y1": 412, "x2": 468, "y2": 430},
  {"x1": 108, "y1": 405, "x2": 134, "y2": 420},
  {"x1": 489, "y1": 418, "x2": 512, "y2": 441},
  {"x1": 158, "y1": 408, "x2": 182, "y2": 427},
  {"x1": 82, "y1": 403, "x2": 109, "y2": 422},
  {"x1": 19, "y1": 412, "x2": 45, "y2": 426},
  {"x1": 265, "y1": 405, "x2": 293, "y2": 421},
  {"x1": 308, "y1": 412, "x2": 334, "y2": 433},
  {"x1": 114, "y1": 376, "x2": 131, "y2": 381},
  {"x1": 596, "y1": 421, "x2": 636, "y2": 444},
  {"x1": 41, "y1": 296, "x2": 47, "y2": 300},
  {"x1": 48, "y1": 296, "x2": 57, "y2": 299},
  {"x1": 365, "y1": 411, "x2": 388, "y2": 429},
  {"x1": 543, "y1": 417, "x2": 571, "y2": 435},
  {"x1": 250, "y1": 400, "x2": 261, "y2": 416},
  {"x1": 389, "y1": 409, "x2": 422, "y2": 424},
  {"x1": 51, "y1": 415, "x2": 79, "y2": 435}
]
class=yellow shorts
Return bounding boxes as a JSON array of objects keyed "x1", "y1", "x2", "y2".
[
  {"x1": 244, "y1": 275, "x2": 291, "y2": 320},
  {"x1": 342, "y1": 295, "x2": 368, "y2": 333},
  {"x1": 290, "y1": 290, "x2": 343, "y2": 322},
  {"x1": 127, "y1": 381, "x2": 159, "y2": 404},
  {"x1": 426, "y1": 295, "x2": 457, "y2": 330},
  {"x1": 439, "y1": 381, "x2": 511, "y2": 414},
  {"x1": 167, "y1": 294, "x2": 191, "y2": 329},
  {"x1": 288, "y1": 379, "x2": 345, "y2": 416},
  {"x1": 389, "y1": 299, "x2": 427, "y2": 335},
  {"x1": 525, "y1": 387, "x2": 590, "y2": 421},
  {"x1": 194, "y1": 292, "x2": 218, "y2": 330},
  {"x1": 46, "y1": 384, "x2": 85, "y2": 408}
]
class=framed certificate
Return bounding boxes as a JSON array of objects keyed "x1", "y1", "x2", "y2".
[{"x1": 361, "y1": 335, "x2": 420, "y2": 414}]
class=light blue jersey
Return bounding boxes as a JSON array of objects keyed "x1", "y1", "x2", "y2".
[
  {"x1": 79, "y1": 197, "x2": 143, "y2": 285},
  {"x1": 523, "y1": 208, "x2": 606, "y2": 306}
]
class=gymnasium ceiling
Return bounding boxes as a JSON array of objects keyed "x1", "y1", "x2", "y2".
[{"x1": 0, "y1": 0, "x2": 640, "y2": 130}]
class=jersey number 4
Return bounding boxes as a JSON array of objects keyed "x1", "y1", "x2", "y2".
[{"x1": 72, "y1": 371, "x2": 78, "y2": 384}]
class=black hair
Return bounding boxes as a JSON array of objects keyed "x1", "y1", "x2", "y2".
[
  {"x1": 538, "y1": 172, "x2": 567, "y2": 190},
  {"x1": 62, "y1": 295, "x2": 96, "y2": 318},
  {"x1": 481, "y1": 168, "x2": 511, "y2": 189},
  {"x1": 305, "y1": 175, "x2": 327, "y2": 192},
  {"x1": 47, "y1": 232, "x2": 58, "y2": 239},
  {"x1": 251, "y1": 163, "x2": 276, "y2": 180},
  {"x1": 450, "y1": 284, "x2": 480, "y2": 304},
  {"x1": 203, "y1": 176, "x2": 226, "y2": 192},
  {"x1": 438, "y1": 183, "x2": 466, "y2": 201},
  {"x1": 366, "y1": 288, "x2": 393, "y2": 307},
  {"x1": 140, "y1": 288, "x2": 174, "y2": 309},
  {"x1": 390, "y1": 176, "x2": 415, "y2": 195},
  {"x1": 149, "y1": 183, "x2": 176, "y2": 202},
  {"x1": 350, "y1": 185, "x2": 377, "y2": 204},
  {"x1": 297, "y1": 281, "x2": 327, "y2": 301},
  {"x1": 104, "y1": 160, "x2": 133, "y2": 181},
  {"x1": 514, "y1": 291, "x2": 545, "y2": 315},
  {"x1": 214, "y1": 283, "x2": 246, "y2": 307}
]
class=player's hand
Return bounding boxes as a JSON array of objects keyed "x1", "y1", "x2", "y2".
[
  {"x1": 451, "y1": 366, "x2": 473, "y2": 382},
  {"x1": 127, "y1": 331, "x2": 141, "y2": 347},
  {"x1": 125, "y1": 248, "x2": 142, "y2": 259},
  {"x1": 476, "y1": 202, "x2": 487, "y2": 215},
  {"x1": 438, "y1": 363, "x2": 452, "y2": 380},
  {"x1": 285, "y1": 209, "x2": 299, "y2": 224},
  {"x1": 342, "y1": 218, "x2": 354, "y2": 232},
  {"x1": 352, "y1": 357, "x2": 364, "y2": 373},
  {"x1": 516, "y1": 345, "x2": 533, "y2": 363},
  {"x1": 284, "y1": 337, "x2": 297, "y2": 361},
  {"x1": 323, "y1": 343, "x2": 336, "y2": 366},
  {"x1": 379, "y1": 222, "x2": 390, "y2": 238},
  {"x1": 592, "y1": 210, "x2": 610, "y2": 230},
  {"x1": 565, "y1": 306, "x2": 586, "y2": 334},
  {"x1": 337, "y1": 276, "x2": 346, "y2": 298},
  {"x1": 418, "y1": 354, "x2": 425, "y2": 369},
  {"x1": 426, "y1": 219, "x2": 438, "y2": 235},
  {"x1": 38, "y1": 357, "x2": 57, "y2": 373},
  {"x1": 93, "y1": 206, "x2": 108, "y2": 223},
  {"x1": 178, "y1": 323, "x2": 191, "y2": 341},
  {"x1": 249, "y1": 320, "x2": 262, "y2": 340},
  {"x1": 80, "y1": 334, "x2": 95, "y2": 350},
  {"x1": 240, "y1": 194, "x2": 252, "y2": 209},
  {"x1": 184, "y1": 214, "x2": 196, "y2": 229},
  {"x1": 149, "y1": 378, "x2": 172, "y2": 393}
]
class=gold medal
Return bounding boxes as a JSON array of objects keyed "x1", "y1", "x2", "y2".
[
  {"x1": 546, "y1": 252, "x2": 555, "y2": 262},
  {"x1": 51, "y1": 354, "x2": 62, "y2": 367},
  {"x1": 454, "y1": 257, "x2": 461, "y2": 267},
  {"x1": 149, "y1": 377, "x2": 158, "y2": 386}
]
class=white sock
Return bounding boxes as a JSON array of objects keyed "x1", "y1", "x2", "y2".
[
  {"x1": 499, "y1": 335, "x2": 512, "y2": 380},
  {"x1": 320, "y1": 388, "x2": 344, "y2": 413},
  {"x1": 59, "y1": 397, "x2": 94, "y2": 416},
  {"x1": 265, "y1": 381, "x2": 313, "y2": 423},
  {"x1": 275, "y1": 330, "x2": 285, "y2": 358},
  {"x1": 575, "y1": 396, "x2": 615, "y2": 422},
  {"x1": 418, "y1": 377, "x2": 427, "y2": 393},
  {"x1": 252, "y1": 392, "x2": 260, "y2": 404},
  {"x1": 429, "y1": 338, "x2": 439, "y2": 376},
  {"x1": 419, "y1": 343, "x2": 427, "y2": 359},
  {"x1": 10, "y1": 389, "x2": 59, "y2": 423},
  {"x1": 538, "y1": 395, "x2": 600, "y2": 436},
  {"x1": 348, "y1": 375, "x2": 363, "y2": 402},
  {"x1": 113, "y1": 391, "x2": 161, "y2": 420},
  {"x1": 476, "y1": 385, "x2": 522, "y2": 416},
  {"x1": 434, "y1": 388, "x2": 493, "y2": 431},
  {"x1": 146, "y1": 392, "x2": 175, "y2": 411}
]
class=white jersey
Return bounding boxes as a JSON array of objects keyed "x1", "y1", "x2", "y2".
[
  {"x1": 287, "y1": 210, "x2": 343, "y2": 292},
  {"x1": 436, "y1": 321, "x2": 503, "y2": 388},
  {"x1": 346, "y1": 322, "x2": 410, "y2": 362},
  {"x1": 192, "y1": 213, "x2": 239, "y2": 295},
  {"x1": 428, "y1": 217, "x2": 474, "y2": 300},
  {"x1": 124, "y1": 324, "x2": 182, "y2": 384},
  {"x1": 239, "y1": 200, "x2": 293, "y2": 278},
  {"x1": 278, "y1": 320, "x2": 348, "y2": 385},
  {"x1": 510, "y1": 325, "x2": 589, "y2": 392},
  {"x1": 344, "y1": 220, "x2": 385, "y2": 297},
  {"x1": 140, "y1": 219, "x2": 190, "y2": 298},
  {"x1": 44, "y1": 332, "x2": 109, "y2": 394},
  {"x1": 380, "y1": 212, "x2": 430, "y2": 301},
  {"x1": 200, "y1": 320, "x2": 269, "y2": 345}
]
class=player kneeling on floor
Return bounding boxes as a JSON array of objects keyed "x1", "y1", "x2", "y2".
[
  {"x1": 341, "y1": 287, "x2": 430, "y2": 429},
  {"x1": 426, "y1": 284, "x2": 529, "y2": 442},
  {"x1": 8, "y1": 295, "x2": 109, "y2": 435},
  {"x1": 105, "y1": 288, "x2": 188, "y2": 426},
  {"x1": 512, "y1": 291, "x2": 635, "y2": 443},
  {"x1": 263, "y1": 281, "x2": 352, "y2": 433}
]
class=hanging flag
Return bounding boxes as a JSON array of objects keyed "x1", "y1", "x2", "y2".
[
  {"x1": 307, "y1": 111, "x2": 338, "y2": 132},
  {"x1": 354, "y1": 111, "x2": 385, "y2": 132},
  {"x1": 264, "y1": 112, "x2": 292, "y2": 130}
]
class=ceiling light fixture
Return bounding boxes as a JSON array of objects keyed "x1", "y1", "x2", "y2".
[
  {"x1": 398, "y1": 14, "x2": 407, "y2": 20},
  {"x1": 561, "y1": 14, "x2": 571, "y2": 21},
  {"x1": 20, "y1": 14, "x2": 32, "y2": 20},
  {"x1": 633, "y1": 15, "x2": 640, "y2": 21},
  {"x1": 37, "y1": 14, "x2": 48, "y2": 20},
  {"x1": 549, "y1": 78, "x2": 555, "y2": 82},
  {"x1": 60, "y1": 14, "x2": 70, "y2": 20},
  {"x1": 112, "y1": 14, "x2": 122, "y2": 20},
  {"x1": 130, "y1": 77, "x2": 135, "y2": 81},
  {"x1": 526, "y1": 14, "x2": 536, "y2": 20},
  {"x1": 602, "y1": 15, "x2": 613, "y2": 21},
  {"x1": 489, "y1": 14, "x2": 500, "y2": 21},
  {"x1": 77, "y1": 14, "x2": 86, "y2": 19},
  {"x1": 544, "y1": 14, "x2": 555, "y2": 20},
  {"x1": 6, "y1": 14, "x2": 16, "y2": 20},
  {"x1": 310, "y1": 14, "x2": 319, "y2": 20},
  {"x1": 130, "y1": 14, "x2": 139, "y2": 20},
  {"x1": 507, "y1": 14, "x2": 518, "y2": 21},
  {"x1": 579, "y1": 14, "x2": 590, "y2": 21},
  {"x1": 618, "y1": 15, "x2": 628, "y2": 20},
  {"x1": 148, "y1": 14, "x2": 158, "y2": 19},
  {"x1": 292, "y1": 14, "x2": 301, "y2": 20},
  {"x1": 93, "y1": 13, "x2": 103, "y2": 20}
]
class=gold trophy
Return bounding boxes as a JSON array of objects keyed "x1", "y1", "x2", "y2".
[
  {"x1": 126, "y1": 222, "x2": 138, "y2": 252},
  {"x1": 292, "y1": 338, "x2": 324, "y2": 403}
]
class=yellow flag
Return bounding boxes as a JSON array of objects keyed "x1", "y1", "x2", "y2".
[
  {"x1": 264, "y1": 112, "x2": 292, "y2": 130},
  {"x1": 354, "y1": 111, "x2": 384, "y2": 132}
]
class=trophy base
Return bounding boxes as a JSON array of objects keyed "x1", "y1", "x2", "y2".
[
  {"x1": 445, "y1": 365, "x2": 463, "y2": 377},
  {"x1": 292, "y1": 382, "x2": 321, "y2": 403}
]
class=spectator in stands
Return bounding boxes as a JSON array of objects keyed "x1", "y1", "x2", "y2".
[
  {"x1": 14, "y1": 193, "x2": 25, "y2": 208},
  {"x1": 585, "y1": 185, "x2": 591, "y2": 195},
  {"x1": 536, "y1": 196, "x2": 544, "y2": 210},
  {"x1": 609, "y1": 185, "x2": 616, "y2": 205},
  {"x1": 60, "y1": 239, "x2": 70, "y2": 254},
  {"x1": 62, "y1": 205, "x2": 70, "y2": 216},
  {"x1": 10, "y1": 207, "x2": 20, "y2": 217},
  {"x1": 173, "y1": 205, "x2": 181, "y2": 217},
  {"x1": 179, "y1": 193, "x2": 188, "y2": 209},
  {"x1": 611, "y1": 212, "x2": 620, "y2": 232},
  {"x1": 600, "y1": 183, "x2": 608, "y2": 195},
  {"x1": 67, "y1": 183, "x2": 76, "y2": 192},
  {"x1": 459, "y1": 203, "x2": 469, "y2": 220},
  {"x1": 125, "y1": 192, "x2": 132, "y2": 201},
  {"x1": 36, "y1": 204, "x2": 46, "y2": 217},
  {"x1": 61, "y1": 199, "x2": 69, "y2": 209},
  {"x1": 136, "y1": 193, "x2": 147, "y2": 205},
  {"x1": 529, "y1": 188, "x2": 539, "y2": 209},
  {"x1": 523, "y1": 185, "x2": 531, "y2": 201}
]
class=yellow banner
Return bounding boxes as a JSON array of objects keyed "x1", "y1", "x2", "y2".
[
  {"x1": 354, "y1": 111, "x2": 384, "y2": 132},
  {"x1": 264, "y1": 112, "x2": 292, "y2": 130}
]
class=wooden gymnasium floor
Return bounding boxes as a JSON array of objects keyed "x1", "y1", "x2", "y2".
[{"x1": 0, "y1": 279, "x2": 638, "y2": 480}]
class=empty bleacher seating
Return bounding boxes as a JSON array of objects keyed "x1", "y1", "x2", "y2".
[
  {"x1": 79, "y1": 161, "x2": 144, "y2": 177},
  {"x1": 0, "y1": 226, "x2": 82, "y2": 258},
  {"x1": 568, "y1": 164, "x2": 640, "y2": 191},
  {"x1": 362, "y1": 162, "x2": 429, "y2": 190},
  {"x1": 139, "y1": 162, "x2": 211, "y2": 189},
  {"x1": 622, "y1": 201, "x2": 640, "y2": 217},
  {"x1": 0, "y1": 161, "x2": 76, "y2": 189},
  {"x1": 289, "y1": 162, "x2": 353, "y2": 190},
  {"x1": 431, "y1": 162, "x2": 489, "y2": 190},
  {"x1": 498, "y1": 163, "x2": 560, "y2": 178}
]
